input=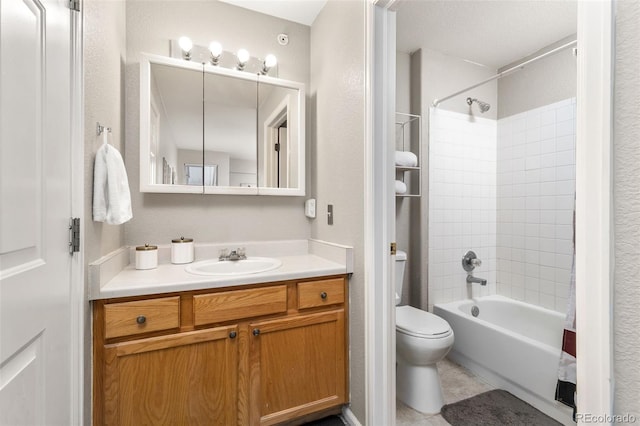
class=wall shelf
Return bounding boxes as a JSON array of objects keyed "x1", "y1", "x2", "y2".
[{"x1": 395, "y1": 112, "x2": 422, "y2": 198}]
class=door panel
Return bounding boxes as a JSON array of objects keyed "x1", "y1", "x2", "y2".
[
  {"x1": 250, "y1": 310, "x2": 346, "y2": 425},
  {"x1": 0, "y1": 0, "x2": 73, "y2": 423},
  {"x1": 103, "y1": 328, "x2": 238, "y2": 425}
]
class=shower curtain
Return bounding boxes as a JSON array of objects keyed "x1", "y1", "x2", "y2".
[{"x1": 555, "y1": 207, "x2": 576, "y2": 419}]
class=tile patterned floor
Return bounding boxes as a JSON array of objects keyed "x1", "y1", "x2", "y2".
[{"x1": 396, "y1": 357, "x2": 494, "y2": 425}]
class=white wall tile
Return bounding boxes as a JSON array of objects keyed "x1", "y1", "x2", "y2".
[
  {"x1": 431, "y1": 100, "x2": 575, "y2": 313},
  {"x1": 496, "y1": 99, "x2": 575, "y2": 313}
]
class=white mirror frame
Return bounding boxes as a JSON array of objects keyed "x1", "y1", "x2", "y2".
[{"x1": 139, "y1": 53, "x2": 306, "y2": 196}]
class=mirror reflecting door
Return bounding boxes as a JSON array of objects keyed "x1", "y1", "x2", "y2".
[{"x1": 257, "y1": 79, "x2": 303, "y2": 190}]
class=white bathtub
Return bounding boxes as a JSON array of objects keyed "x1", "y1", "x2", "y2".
[{"x1": 434, "y1": 295, "x2": 574, "y2": 425}]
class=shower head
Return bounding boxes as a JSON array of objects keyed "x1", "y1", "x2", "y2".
[{"x1": 466, "y1": 97, "x2": 491, "y2": 113}]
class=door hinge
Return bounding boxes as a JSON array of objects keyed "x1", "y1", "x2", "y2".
[
  {"x1": 69, "y1": 0, "x2": 80, "y2": 12},
  {"x1": 69, "y1": 218, "x2": 80, "y2": 254},
  {"x1": 275, "y1": 142, "x2": 281, "y2": 152},
  {"x1": 390, "y1": 242, "x2": 397, "y2": 256}
]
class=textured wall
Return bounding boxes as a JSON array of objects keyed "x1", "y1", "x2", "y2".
[
  {"x1": 83, "y1": 1, "x2": 127, "y2": 422},
  {"x1": 613, "y1": 0, "x2": 640, "y2": 417},
  {"x1": 124, "y1": 0, "x2": 311, "y2": 246},
  {"x1": 497, "y1": 36, "x2": 577, "y2": 119},
  {"x1": 84, "y1": 0, "x2": 126, "y2": 266},
  {"x1": 310, "y1": 0, "x2": 366, "y2": 422}
]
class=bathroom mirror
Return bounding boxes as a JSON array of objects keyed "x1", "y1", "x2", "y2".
[{"x1": 140, "y1": 53, "x2": 305, "y2": 195}]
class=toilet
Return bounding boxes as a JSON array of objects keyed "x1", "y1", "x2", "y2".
[{"x1": 395, "y1": 250, "x2": 454, "y2": 414}]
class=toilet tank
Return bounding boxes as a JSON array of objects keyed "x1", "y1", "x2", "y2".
[{"x1": 395, "y1": 250, "x2": 407, "y2": 304}]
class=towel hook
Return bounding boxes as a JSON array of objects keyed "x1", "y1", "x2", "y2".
[{"x1": 97, "y1": 122, "x2": 112, "y2": 136}]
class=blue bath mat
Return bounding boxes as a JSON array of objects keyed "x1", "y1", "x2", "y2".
[{"x1": 441, "y1": 389, "x2": 562, "y2": 425}]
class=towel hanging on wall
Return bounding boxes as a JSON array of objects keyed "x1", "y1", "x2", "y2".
[{"x1": 93, "y1": 133, "x2": 133, "y2": 225}]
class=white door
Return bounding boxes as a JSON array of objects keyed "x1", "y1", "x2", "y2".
[{"x1": 0, "y1": 0, "x2": 74, "y2": 424}]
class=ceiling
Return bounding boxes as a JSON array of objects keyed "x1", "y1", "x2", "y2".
[
  {"x1": 218, "y1": 0, "x2": 327, "y2": 26},
  {"x1": 396, "y1": 0, "x2": 577, "y2": 69}
]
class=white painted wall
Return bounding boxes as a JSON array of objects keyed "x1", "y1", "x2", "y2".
[
  {"x1": 310, "y1": 0, "x2": 366, "y2": 422},
  {"x1": 124, "y1": 0, "x2": 311, "y2": 245},
  {"x1": 82, "y1": 1, "x2": 126, "y2": 422},
  {"x1": 496, "y1": 99, "x2": 576, "y2": 312},
  {"x1": 428, "y1": 109, "x2": 497, "y2": 309},
  {"x1": 498, "y1": 36, "x2": 577, "y2": 119},
  {"x1": 613, "y1": 0, "x2": 640, "y2": 417}
]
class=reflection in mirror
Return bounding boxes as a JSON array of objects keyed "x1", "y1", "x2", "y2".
[
  {"x1": 257, "y1": 80, "x2": 301, "y2": 189},
  {"x1": 203, "y1": 72, "x2": 257, "y2": 187},
  {"x1": 140, "y1": 54, "x2": 305, "y2": 195},
  {"x1": 149, "y1": 62, "x2": 203, "y2": 186}
]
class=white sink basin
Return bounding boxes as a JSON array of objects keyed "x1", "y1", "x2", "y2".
[{"x1": 185, "y1": 257, "x2": 282, "y2": 276}]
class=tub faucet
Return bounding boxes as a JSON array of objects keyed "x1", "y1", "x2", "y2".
[{"x1": 466, "y1": 275, "x2": 487, "y2": 286}]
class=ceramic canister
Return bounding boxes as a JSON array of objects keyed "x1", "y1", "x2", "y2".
[
  {"x1": 135, "y1": 244, "x2": 158, "y2": 270},
  {"x1": 171, "y1": 237, "x2": 194, "y2": 264}
]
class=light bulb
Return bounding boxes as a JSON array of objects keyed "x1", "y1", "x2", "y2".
[
  {"x1": 209, "y1": 41, "x2": 222, "y2": 57},
  {"x1": 237, "y1": 49, "x2": 250, "y2": 65},
  {"x1": 178, "y1": 36, "x2": 193, "y2": 53},
  {"x1": 264, "y1": 54, "x2": 277, "y2": 68}
]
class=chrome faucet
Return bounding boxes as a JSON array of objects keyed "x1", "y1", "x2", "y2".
[
  {"x1": 466, "y1": 275, "x2": 487, "y2": 286},
  {"x1": 219, "y1": 247, "x2": 247, "y2": 261}
]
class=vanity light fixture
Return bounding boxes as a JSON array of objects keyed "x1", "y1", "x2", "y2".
[
  {"x1": 209, "y1": 41, "x2": 223, "y2": 65},
  {"x1": 236, "y1": 48, "x2": 250, "y2": 71},
  {"x1": 261, "y1": 54, "x2": 277, "y2": 75},
  {"x1": 178, "y1": 36, "x2": 193, "y2": 60}
]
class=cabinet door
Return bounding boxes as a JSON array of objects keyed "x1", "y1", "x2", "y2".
[
  {"x1": 102, "y1": 326, "x2": 238, "y2": 425},
  {"x1": 249, "y1": 310, "x2": 346, "y2": 425}
]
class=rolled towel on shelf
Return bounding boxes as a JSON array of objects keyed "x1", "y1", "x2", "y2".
[
  {"x1": 395, "y1": 151, "x2": 418, "y2": 167},
  {"x1": 395, "y1": 180, "x2": 407, "y2": 195}
]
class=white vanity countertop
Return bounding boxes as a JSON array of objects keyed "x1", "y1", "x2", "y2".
[{"x1": 89, "y1": 240, "x2": 353, "y2": 300}]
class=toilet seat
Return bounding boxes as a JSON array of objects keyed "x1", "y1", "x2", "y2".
[{"x1": 396, "y1": 305, "x2": 452, "y2": 339}]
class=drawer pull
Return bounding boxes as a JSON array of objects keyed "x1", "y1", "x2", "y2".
[
  {"x1": 252, "y1": 328, "x2": 261, "y2": 337},
  {"x1": 229, "y1": 331, "x2": 237, "y2": 339},
  {"x1": 320, "y1": 292, "x2": 328, "y2": 300},
  {"x1": 136, "y1": 315, "x2": 147, "y2": 325}
]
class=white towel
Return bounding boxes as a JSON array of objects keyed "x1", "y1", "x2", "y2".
[
  {"x1": 395, "y1": 180, "x2": 407, "y2": 194},
  {"x1": 93, "y1": 142, "x2": 133, "y2": 225},
  {"x1": 395, "y1": 151, "x2": 418, "y2": 167}
]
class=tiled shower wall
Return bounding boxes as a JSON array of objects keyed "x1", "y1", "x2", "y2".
[
  {"x1": 428, "y1": 108, "x2": 497, "y2": 309},
  {"x1": 496, "y1": 98, "x2": 576, "y2": 313}
]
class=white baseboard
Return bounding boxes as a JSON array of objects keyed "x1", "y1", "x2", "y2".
[{"x1": 341, "y1": 406, "x2": 363, "y2": 426}]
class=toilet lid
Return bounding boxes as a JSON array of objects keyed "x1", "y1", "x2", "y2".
[{"x1": 396, "y1": 305, "x2": 452, "y2": 338}]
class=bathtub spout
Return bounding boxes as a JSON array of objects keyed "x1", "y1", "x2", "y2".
[{"x1": 466, "y1": 275, "x2": 487, "y2": 286}]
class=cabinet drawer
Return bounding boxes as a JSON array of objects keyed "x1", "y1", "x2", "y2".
[
  {"x1": 193, "y1": 285, "x2": 287, "y2": 326},
  {"x1": 297, "y1": 278, "x2": 345, "y2": 309},
  {"x1": 104, "y1": 296, "x2": 180, "y2": 339}
]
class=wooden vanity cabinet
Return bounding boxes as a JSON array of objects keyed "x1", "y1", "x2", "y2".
[{"x1": 93, "y1": 275, "x2": 348, "y2": 426}]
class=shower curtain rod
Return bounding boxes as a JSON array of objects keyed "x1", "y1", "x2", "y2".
[{"x1": 432, "y1": 39, "x2": 577, "y2": 108}]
